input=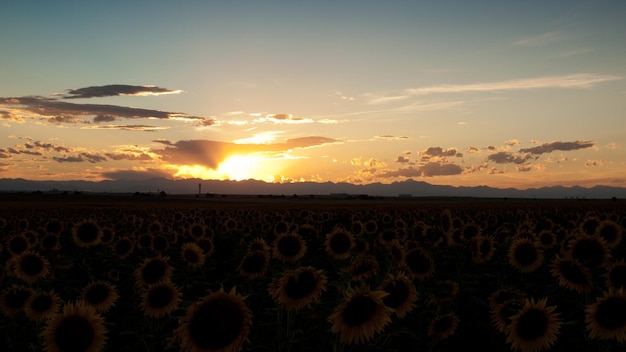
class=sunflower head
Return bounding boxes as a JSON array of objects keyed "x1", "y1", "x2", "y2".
[
  {"x1": 174, "y1": 287, "x2": 252, "y2": 352},
  {"x1": 585, "y1": 289, "x2": 626, "y2": 343},
  {"x1": 0, "y1": 286, "x2": 34, "y2": 317},
  {"x1": 134, "y1": 256, "x2": 173, "y2": 288},
  {"x1": 25, "y1": 290, "x2": 61, "y2": 321},
  {"x1": 328, "y1": 289, "x2": 393, "y2": 345},
  {"x1": 325, "y1": 228, "x2": 355, "y2": 259},
  {"x1": 80, "y1": 281, "x2": 120, "y2": 313},
  {"x1": 41, "y1": 301, "x2": 108, "y2": 352},
  {"x1": 428, "y1": 313, "x2": 460, "y2": 339},
  {"x1": 550, "y1": 256, "x2": 593, "y2": 294},
  {"x1": 141, "y1": 281, "x2": 182, "y2": 319},
  {"x1": 181, "y1": 242, "x2": 206, "y2": 269},
  {"x1": 13, "y1": 250, "x2": 50, "y2": 283},
  {"x1": 238, "y1": 250, "x2": 270, "y2": 280},
  {"x1": 568, "y1": 234, "x2": 610, "y2": 267},
  {"x1": 505, "y1": 297, "x2": 561, "y2": 352},
  {"x1": 508, "y1": 238, "x2": 544, "y2": 273},
  {"x1": 72, "y1": 220, "x2": 103, "y2": 247},
  {"x1": 378, "y1": 272, "x2": 418, "y2": 319},
  {"x1": 269, "y1": 266, "x2": 327, "y2": 311},
  {"x1": 272, "y1": 232, "x2": 307, "y2": 263}
]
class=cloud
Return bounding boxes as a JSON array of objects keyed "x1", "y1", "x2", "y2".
[
  {"x1": 585, "y1": 160, "x2": 603, "y2": 167},
  {"x1": 253, "y1": 114, "x2": 314, "y2": 124},
  {"x1": 375, "y1": 135, "x2": 409, "y2": 140},
  {"x1": 487, "y1": 151, "x2": 532, "y2": 164},
  {"x1": 519, "y1": 140, "x2": 595, "y2": 155},
  {"x1": 0, "y1": 95, "x2": 207, "y2": 124},
  {"x1": 105, "y1": 152, "x2": 153, "y2": 161},
  {"x1": 52, "y1": 152, "x2": 107, "y2": 163},
  {"x1": 395, "y1": 156, "x2": 410, "y2": 163},
  {"x1": 63, "y1": 84, "x2": 183, "y2": 99},
  {"x1": 154, "y1": 137, "x2": 340, "y2": 169},
  {"x1": 403, "y1": 74, "x2": 621, "y2": 95},
  {"x1": 513, "y1": 31, "x2": 561, "y2": 46},
  {"x1": 380, "y1": 162, "x2": 463, "y2": 178},
  {"x1": 81, "y1": 125, "x2": 170, "y2": 132}
]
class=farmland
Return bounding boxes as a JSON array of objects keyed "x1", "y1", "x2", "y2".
[{"x1": 1, "y1": 193, "x2": 625, "y2": 351}]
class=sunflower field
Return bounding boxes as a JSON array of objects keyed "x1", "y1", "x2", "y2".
[{"x1": 1, "y1": 197, "x2": 626, "y2": 352}]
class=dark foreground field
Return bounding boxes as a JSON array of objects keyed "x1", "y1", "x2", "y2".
[{"x1": 1, "y1": 193, "x2": 626, "y2": 351}]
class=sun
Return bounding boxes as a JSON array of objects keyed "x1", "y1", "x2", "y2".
[{"x1": 172, "y1": 154, "x2": 278, "y2": 182}]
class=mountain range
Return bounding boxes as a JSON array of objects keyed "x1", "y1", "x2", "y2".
[{"x1": 1, "y1": 177, "x2": 625, "y2": 199}]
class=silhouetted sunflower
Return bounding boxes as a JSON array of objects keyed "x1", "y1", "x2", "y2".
[
  {"x1": 40, "y1": 234, "x2": 61, "y2": 252},
  {"x1": 72, "y1": 220, "x2": 103, "y2": 247},
  {"x1": 328, "y1": 289, "x2": 393, "y2": 345},
  {"x1": 269, "y1": 266, "x2": 327, "y2": 311},
  {"x1": 508, "y1": 238, "x2": 543, "y2": 273},
  {"x1": 378, "y1": 272, "x2": 418, "y2": 319},
  {"x1": 505, "y1": 297, "x2": 561, "y2": 352},
  {"x1": 428, "y1": 313, "x2": 460, "y2": 339},
  {"x1": 462, "y1": 223, "x2": 481, "y2": 242},
  {"x1": 568, "y1": 234, "x2": 610, "y2": 267},
  {"x1": 325, "y1": 228, "x2": 355, "y2": 260},
  {"x1": 550, "y1": 256, "x2": 593, "y2": 294},
  {"x1": 404, "y1": 246, "x2": 435, "y2": 280},
  {"x1": 595, "y1": 220, "x2": 623, "y2": 247},
  {"x1": 238, "y1": 250, "x2": 270, "y2": 280},
  {"x1": 489, "y1": 289, "x2": 527, "y2": 334},
  {"x1": 99, "y1": 227, "x2": 115, "y2": 245},
  {"x1": 470, "y1": 235, "x2": 496, "y2": 264},
  {"x1": 80, "y1": 281, "x2": 119, "y2": 313},
  {"x1": 347, "y1": 257, "x2": 380, "y2": 282},
  {"x1": 134, "y1": 256, "x2": 173, "y2": 288},
  {"x1": 111, "y1": 237, "x2": 134, "y2": 259},
  {"x1": 181, "y1": 242, "x2": 206, "y2": 269},
  {"x1": 41, "y1": 301, "x2": 107, "y2": 352},
  {"x1": 45, "y1": 218, "x2": 64, "y2": 235},
  {"x1": 141, "y1": 281, "x2": 182, "y2": 318},
  {"x1": 537, "y1": 230, "x2": 557, "y2": 249},
  {"x1": 0, "y1": 286, "x2": 34, "y2": 317},
  {"x1": 7, "y1": 234, "x2": 30, "y2": 256},
  {"x1": 388, "y1": 239, "x2": 404, "y2": 263},
  {"x1": 13, "y1": 250, "x2": 50, "y2": 283},
  {"x1": 25, "y1": 290, "x2": 61, "y2": 321},
  {"x1": 585, "y1": 289, "x2": 626, "y2": 343},
  {"x1": 137, "y1": 233, "x2": 153, "y2": 249},
  {"x1": 273, "y1": 232, "x2": 307, "y2": 263},
  {"x1": 606, "y1": 260, "x2": 626, "y2": 291},
  {"x1": 247, "y1": 237, "x2": 270, "y2": 253},
  {"x1": 196, "y1": 237, "x2": 215, "y2": 257},
  {"x1": 174, "y1": 287, "x2": 252, "y2": 352}
]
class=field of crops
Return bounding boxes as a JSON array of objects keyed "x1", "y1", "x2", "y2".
[{"x1": 1, "y1": 195, "x2": 625, "y2": 351}]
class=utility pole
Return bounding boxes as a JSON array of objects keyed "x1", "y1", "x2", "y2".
[{"x1": 198, "y1": 183, "x2": 201, "y2": 195}]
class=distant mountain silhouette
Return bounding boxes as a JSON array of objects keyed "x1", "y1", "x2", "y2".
[{"x1": 1, "y1": 177, "x2": 625, "y2": 199}]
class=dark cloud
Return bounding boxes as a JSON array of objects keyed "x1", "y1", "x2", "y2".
[
  {"x1": 63, "y1": 84, "x2": 182, "y2": 99},
  {"x1": 0, "y1": 149, "x2": 11, "y2": 158},
  {"x1": 396, "y1": 156, "x2": 410, "y2": 163},
  {"x1": 380, "y1": 162, "x2": 463, "y2": 178},
  {"x1": 0, "y1": 96, "x2": 205, "y2": 123},
  {"x1": 33, "y1": 141, "x2": 71, "y2": 153},
  {"x1": 105, "y1": 152, "x2": 153, "y2": 161},
  {"x1": 154, "y1": 137, "x2": 340, "y2": 169},
  {"x1": 82, "y1": 125, "x2": 169, "y2": 132},
  {"x1": 519, "y1": 140, "x2": 595, "y2": 155},
  {"x1": 487, "y1": 151, "x2": 532, "y2": 164},
  {"x1": 516, "y1": 164, "x2": 533, "y2": 172},
  {"x1": 467, "y1": 146, "x2": 479, "y2": 153},
  {"x1": 421, "y1": 147, "x2": 460, "y2": 158},
  {"x1": 53, "y1": 153, "x2": 107, "y2": 163}
]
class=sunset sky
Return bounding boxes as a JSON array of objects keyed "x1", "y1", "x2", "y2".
[{"x1": 1, "y1": 1, "x2": 625, "y2": 189}]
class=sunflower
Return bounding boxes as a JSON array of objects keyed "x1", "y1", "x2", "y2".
[
  {"x1": 388, "y1": 239, "x2": 404, "y2": 264},
  {"x1": 7, "y1": 234, "x2": 30, "y2": 256},
  {"x1": 537, "y1": 230, "x2": 557, "y2": 249},
  {"x1": 508, "y1": 238, "x2": 543, "y2": 273},
  {"x1": 134, "y1": 256, "x2": 173, "y2": 288},
  {"x1": 0, "y1": 286, "x2": 34, "y2": 317},
  {"x1": 378, "y1": 272, "x2": 418, "y2": 319},
  {"x1": 347, "y1": 257, "x2": 380, "y2": 282},
  {"x1": 595, "y1": 220, "x2": 623, "y2": 247},
  {"x1": 141, "y1": 281, "x2": 182, "y2": 318},
  {"x1": 505, "y1": 297, "x2": 561, "y2": 352},
  {"x1": 247, "y1": 237, "x2": 270, "y2": 253},
  {"x1": 403, "y1": 246, "x2": 435, "y2": 280},
  {"x1": 606, "y1": 260, "x2": 626, "y2": 291},
  {"x1": 181, "y1": 242, "x2": 206, "y2": 269},
  {"x1": 269, "y1": 266, "x2": 327, "y2": 311},
  {"x1": 428, "y1": 313, "x2": 460, "y2": 339},
  {"x1": 99, "y1": 227, "x2": 115, "y2": 245},
  {"x1": 469, "y1": 235, "x2": 496, "y2": 264},
  {"x1": 152, "y1": 234, "x2": 169, "y2": 253},
  {"x1": 45, "y1": 218, "x2": 64, "y2": 235},
  {"x1": 41, "y1": 301, "x2": 107, "y2": 352},
  {"x1": 329, "y1": 289, "x2": 393, "y2": 345},
  {"x1": 489, "y1": 289, "x2": 526, "y2": 333},
  {"x1": 325, "y1": 228, "x2": 355, "y2": 260},
  {"x1": 272, "y1": 232, "x2": 307, "y2": 263},
  {"x1": 72, "y1": 220, "x2": 103, "y2": 247},
  {"x1": 25, "y1": 290, "x2": 61, "y2": 321},
  {"x1": 40, "y1": 234, "x2": 61, "y2": 252},
  {"x1": 462, "y1": 223, "x2": 481, "y2": 242},
  {"x1": 13, "y1": 250, "x2": 50, "y2": 283},
  {"x1": 80, "y1": 281, "x2": 120, "y2": 313},
  {"x1": 568, "y1": 234, "x2": 610, "y2": 267},
  {"x1": 585, "y1": 289, "x2": 626, "y2": 343},
  {"x1": 238, "y1": 250, "x2": 270, "y2": 280},
  {"x1": 111, "y1": 237, "x2": 134, "y2": 259},
  {"x1": 174, "y1": 287, "x2": 252, "y2": 352},
  {"x1": 550, "y1": 256, "x2": 593, "y2": 294},
  {"x1": 196, "y1": 237, "x2": 215, "y2": 257}
]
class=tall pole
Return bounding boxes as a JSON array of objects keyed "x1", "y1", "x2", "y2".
[{"x1": 199, "y1": 183, "x2": 201, "y2": 195}]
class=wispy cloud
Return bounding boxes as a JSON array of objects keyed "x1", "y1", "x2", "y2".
[
  {"x1": 81, "y1": 125, "x2": 170, "y2": 132},
  {"x1": 513, "y1": 31, "x2": 561, "y2": 46},
  {"x1": 404, "y1": 74, "x2": 621, "y2": 95},
  {"x1": 519, "y1": 140, "x2": 595, "y2": 155},
  {"x1": 62, "y1": 84, "x2": 183, "y2": 99}
]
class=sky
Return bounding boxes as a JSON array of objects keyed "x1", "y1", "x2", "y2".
[{"x1": 1, "y1": 1, "x2": 625, "y2": 190}]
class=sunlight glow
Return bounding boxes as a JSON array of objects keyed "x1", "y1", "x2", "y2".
[{"x1": 172, "y1": 154, "x2": 279, "y2": 182}]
